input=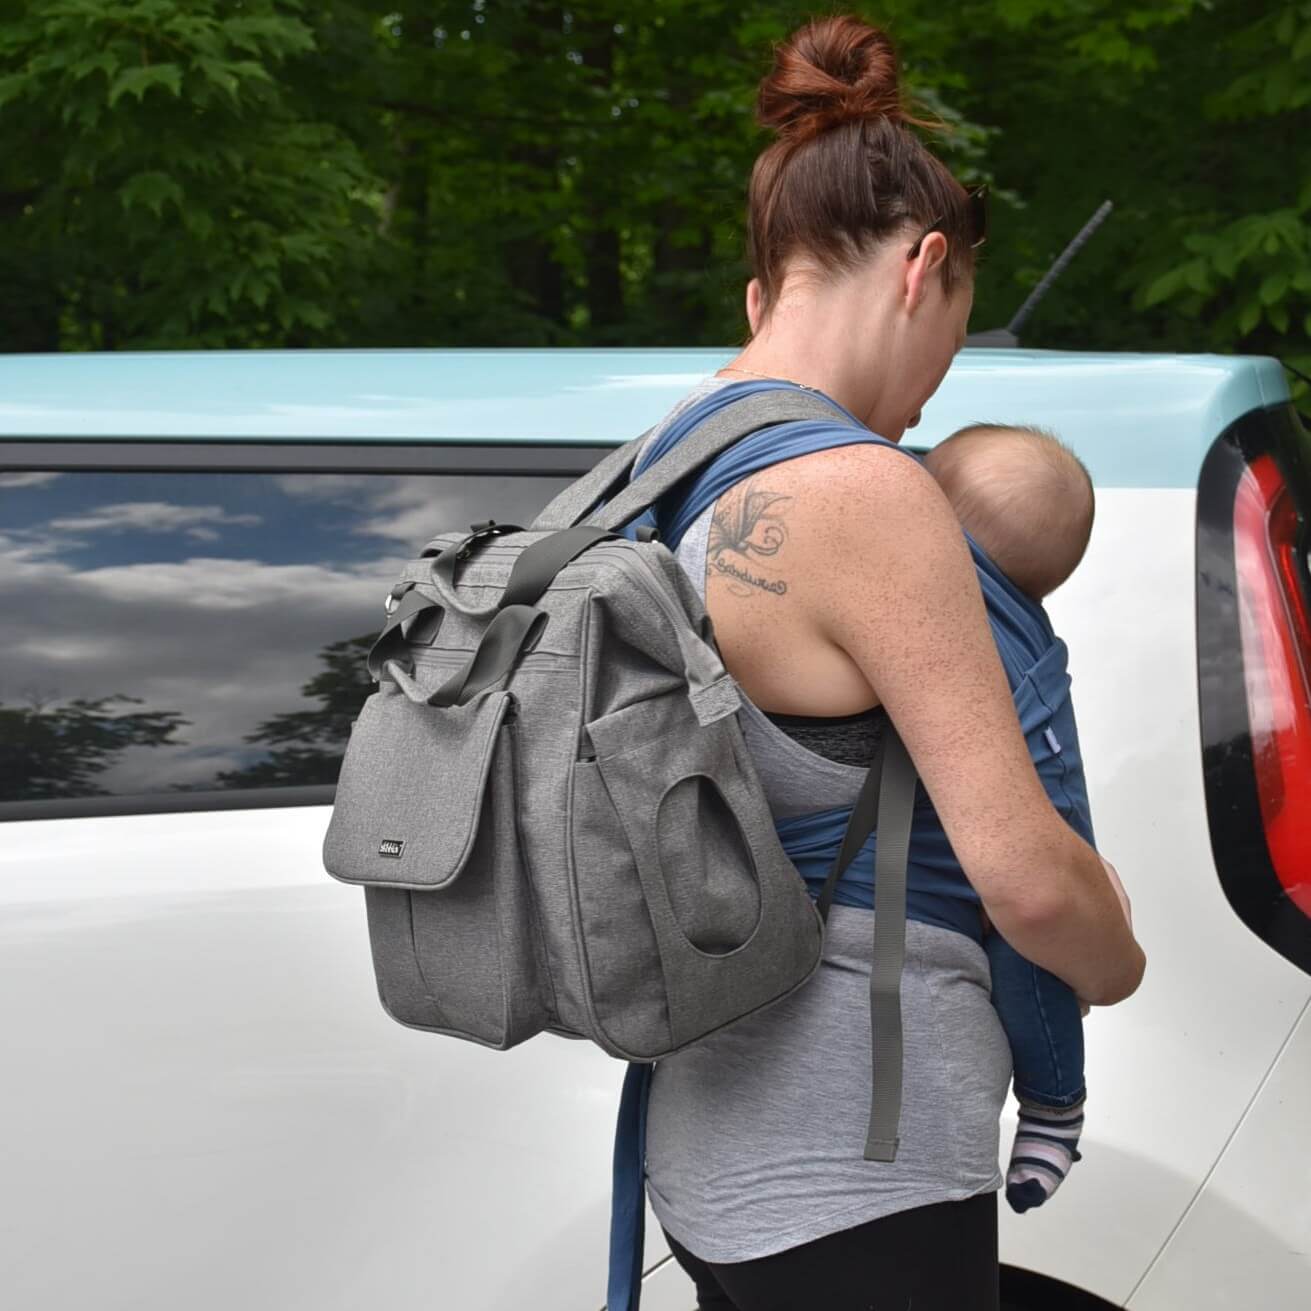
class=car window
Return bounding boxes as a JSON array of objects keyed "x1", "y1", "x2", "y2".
[{"x1": 0, "y1": 462, "x2": 577, "y2": 815}]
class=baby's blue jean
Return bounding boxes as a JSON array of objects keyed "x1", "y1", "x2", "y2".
[{"x1": 985, "y1": 932, "x2": 1087, "y2": 1109}]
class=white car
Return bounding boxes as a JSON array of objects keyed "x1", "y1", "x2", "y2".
[{"x1": 1, "y1": 348, "x2": 1308, "y2": 1310}]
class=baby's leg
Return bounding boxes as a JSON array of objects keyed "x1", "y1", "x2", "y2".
[{"x1": 985, "y1": 931, "x2": 1087, "y2": 1213}]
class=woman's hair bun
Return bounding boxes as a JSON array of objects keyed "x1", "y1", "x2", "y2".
[{"x1": 757, "y1": 16, "x2": 903, "y2": 142}]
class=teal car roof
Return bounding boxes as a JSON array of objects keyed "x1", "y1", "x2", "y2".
[{"x1": 0, "y1": 347, "x2": 1290, "y2": 487}]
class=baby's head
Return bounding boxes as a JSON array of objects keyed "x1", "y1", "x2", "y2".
[{"x1": 923, "y1": 424, "x2": 1094, "y2": 600}]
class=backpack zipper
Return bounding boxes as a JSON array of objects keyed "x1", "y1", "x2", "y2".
[{"x1": 408, "y1": 648, "x2": 576, "y2": 673}]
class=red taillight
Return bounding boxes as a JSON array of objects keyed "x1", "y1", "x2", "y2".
[{"x1": 1234, "y1": 453, "x2": 1311, "y2": 915}]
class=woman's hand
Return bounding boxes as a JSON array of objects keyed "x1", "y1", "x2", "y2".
[
  {"x1": 1079, "y1": 858, "x2": 1136, "y2": 1016},
  {"x1": 1100, "y1": 856, "x2": 1133, "y2": 928}
]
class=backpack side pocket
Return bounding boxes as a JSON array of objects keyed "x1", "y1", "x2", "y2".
[{"x1": 575, "y1": 689, "x2": 822, "y2": 1057}]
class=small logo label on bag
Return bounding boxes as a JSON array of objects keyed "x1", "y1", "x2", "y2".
[{"x1": 378, "y1": 839, "x2": 405, "y2": 858}]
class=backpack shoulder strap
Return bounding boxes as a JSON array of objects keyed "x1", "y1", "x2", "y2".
[
  {"x1": 529, "y1": 432, "x2": 650, "y2": 533},
  {"x1": 530, "y1": 388, "x2": 854, "y2": 532}
]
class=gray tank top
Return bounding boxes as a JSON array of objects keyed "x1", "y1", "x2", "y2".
[{"x1": 638, "y1": 377, "x2": 1010, "y2": 1262}]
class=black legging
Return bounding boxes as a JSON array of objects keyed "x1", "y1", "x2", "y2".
[{"x1": 661, "y1": 1192, "x2": 998, "y2": 1311}]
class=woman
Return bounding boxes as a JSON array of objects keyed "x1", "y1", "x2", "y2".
[{"x1": 633, "y1": 16, "x2": 1146, "y2": 1310}]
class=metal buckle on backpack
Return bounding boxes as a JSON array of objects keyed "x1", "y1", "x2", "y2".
[
  {"x1": 384, "y1": 581, "x2": 415, "y2": 614},
  {"x1": 459, "y1": 520, "x2": 500, "y2": 561}
]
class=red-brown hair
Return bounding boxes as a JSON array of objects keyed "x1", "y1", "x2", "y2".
[{"x1": 748, "y1": 16, "x2": 975, "y2": 316}]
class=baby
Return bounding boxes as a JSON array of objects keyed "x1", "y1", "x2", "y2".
[
  {"x1": 924, "y1": 423, "x2": 1095, "y2": 602},
  {"x1": 923, "y1": 423, "x2": 1095, "y2": 1213}
]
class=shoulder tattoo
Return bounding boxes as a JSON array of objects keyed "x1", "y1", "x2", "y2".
[{"x1": 706, "y1": 475, "x2": 793, "y2": 598}]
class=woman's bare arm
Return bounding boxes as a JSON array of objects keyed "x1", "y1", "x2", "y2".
[{"x1": 788, "y1": 443, "x2": 1145, "y2": 1006}]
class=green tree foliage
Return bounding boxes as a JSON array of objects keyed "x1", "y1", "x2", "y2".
[
  {"x1": 0, "y1": 694, "x2": 188, "y2": 800},
  {"x1": 922, "y1": 0, "x2": 1311, "y2": 384},
  {"x1": 0, "y1": 0, "x2": 1306, "y2": 385},
  {"x1": 0, "y1": 0, "x2": 379, "y2": 348}
]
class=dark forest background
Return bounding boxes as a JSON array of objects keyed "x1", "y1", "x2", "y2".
[{"x1": 1, "y1": 1, "x2": 1308, "y2": 384}]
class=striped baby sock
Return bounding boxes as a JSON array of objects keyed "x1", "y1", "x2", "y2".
[{"x1": 1005, "y1": 1098, "x2": 1085, "y2": 1213}]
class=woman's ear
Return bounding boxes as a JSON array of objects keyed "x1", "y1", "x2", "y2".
[
  {"x1": 904, "y1": 232, "x2": 949, "y2": 314},
  {"x1": 745, "y1": 278, "x2": 763, "y2": 334}
]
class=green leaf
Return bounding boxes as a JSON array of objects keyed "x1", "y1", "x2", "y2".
[
  {"x1": 119, "y1": 171, "x2": 183, "y2": 217},
  {"x1": 194, "y1": 57, "x2": 239, "y2": 96},
  {"x1": 1212, "y1": 244, "x2": 1240, "y2": 279},
  {"x1": 1238, "y1": 300, "x2": 1262, "y2": 335},
  {"x1": 1143, "y1": 268, "x2": 1183, "y2": 307},
  {"x1": 108, "y1": 64, "x2": 183, "y2": 106},
  {"x1": 69, "y1": 52, "x2": 119, "y2": 84},
  {"x1": 0, "y1": 73, "x2": 29, "y2": 109},
  {"x1": 227, "y1": 61, "x2": 274, "y2": 86},
  {"x1": 1260, "y1": 271, "x2": 1291, "y2": 305},
  {"x1": 1269, "y1": 303, "x2": 1290, "y2": 333},
  {"x1": 1184, "y1": 260, "x2": 1212, "y2": 294}
]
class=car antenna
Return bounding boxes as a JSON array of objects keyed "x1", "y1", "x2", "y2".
[{"x1": 969, "y1": 200, "x2": 1114, "y2": 348}]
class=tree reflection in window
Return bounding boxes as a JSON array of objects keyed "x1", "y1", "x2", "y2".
[
  {"x1": 0, "y1": 466, "x2": 573, "y2": 806},
  {"x1": 212, "y1": 633, "x2": 375, "y2": 789},
  {"x1": 0, "y1": 695, "x2": 188, "y2": 801}
]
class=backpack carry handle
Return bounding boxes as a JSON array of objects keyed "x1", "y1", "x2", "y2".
[
  {"x1": 428, "y1": 520, "x2": 524, "y2": 590},
  {"x1": 368, "y1": 586, "x2": 443, "y2": 681},
  {"x1": 382, "y1": 603, "x2": 547, "y2": 708}
]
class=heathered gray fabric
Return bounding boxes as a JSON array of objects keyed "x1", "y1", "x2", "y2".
[
  {"x1": 636, "y1": 377, "x2": 1010, "y2": 1261},
  {"x1": 324, "y1": 385, "x2": 850, "y2": 1065},
  {"x1": 646, "y1": 911, "x2": 1010, "y2": 1262}
]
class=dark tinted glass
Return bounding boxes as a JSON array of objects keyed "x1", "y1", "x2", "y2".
[{"x1": 0, "y1": 466, "x2": 572, "y2": 807}]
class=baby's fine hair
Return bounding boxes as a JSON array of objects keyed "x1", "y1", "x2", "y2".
[{"x1": 923, "y1": 423, "x2": 1095, "y2": 599}]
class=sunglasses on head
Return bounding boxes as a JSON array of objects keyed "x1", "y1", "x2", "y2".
[{"x1": 907, "y1": 184, "x2": 988, "y2": 261}]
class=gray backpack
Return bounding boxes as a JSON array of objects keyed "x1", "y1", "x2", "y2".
[{"x1": 322, "y1": 389, "x2": 914, "y2": 1162}]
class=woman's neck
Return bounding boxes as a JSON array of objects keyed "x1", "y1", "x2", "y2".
[{"x1": 727, "y1": 278, "x2": 909, "y2": 440}]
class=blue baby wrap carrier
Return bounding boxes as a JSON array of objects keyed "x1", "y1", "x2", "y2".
[{"x1": 607, "y1": 381, "x2": 1093, "y2": 1309}]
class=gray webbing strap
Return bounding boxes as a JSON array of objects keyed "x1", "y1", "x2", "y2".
[
  {"x1": 368, "y1": 588, "x2": 442, "y2": 681},
  {"x1": 864, "y1": 727, "x2": 917, "y2": 1163},
  {"x1": 815, "y1": 738, "x2": 885, "y2": 924},
  {"x1": 383, "y1": 603, "x2": 545, "y2": 707},
  {"x1": 530, "y1": 433, "x2": 651, "y2": 531},
  {"x1": 430, "y1": 604, "x2": 546, "y2": 707},
  {"x1": 588, "y1": 390, "x2": 854, "y2": 535},
  {"x1": 429, "y1": 521, "x2": 523, "y2": 589},
  {"x1": 500, "y1": 525, "x2": 617, "y2": 608}
]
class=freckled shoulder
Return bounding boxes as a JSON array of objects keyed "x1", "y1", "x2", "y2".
[{"x1": 755, "y1": 441, "x2": 950, "y2": 548}]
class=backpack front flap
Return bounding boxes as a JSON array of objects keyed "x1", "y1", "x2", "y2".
[{"x1": 324, "y1": 681, "x2": 514, "y2": 892}]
